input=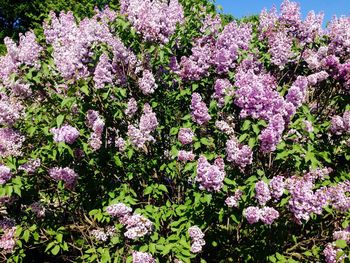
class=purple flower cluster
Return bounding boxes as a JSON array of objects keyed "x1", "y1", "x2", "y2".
[
  {"x1": 190, "y1": 93, "x2": 211, "y2": 125},
  {"x1": 330, "y1": 111, "x2": 350, "y2": 135},
  {"x1": 0, "y1": 94, "x2": 23, "y2": 126},
  {"x1": 196, "y1": 155, "x2": 225, "y2": 192},
  {"x1": 307, "y1": 71, "x2": 329, "y2": 86},
  {"x1": 0, "y1": 226, "x2": 16, "y2": 253},
  {"x1": 120, "y1": 0, "x2": 184, "y2": 43},
  {"x1": 178, "y1": 150, "x2": 195, "y2": 163},
  {"x1": 323, "y1": 243, "x2": 344, "y2": 263},
  {"x1": 18, "y1": 158, "x2": 41, "y2": 174},
  {"x1": 91, "y1": 229, "x2": 108, "y2": 242},
  {"x1": 94, "y1": 54, "x2": 113, "y2": 89},
  {"x1": 226, "y1": 138, "x2": 253, "y2": 168},
  {"x1": 0, "y1": 31, "x2": 42, "y2": 83},
  {"x1": 178, "y1": 20, "x2": 252, "y2": 79},
  {"x1": 178, "y1": 128, "x2": 194, "y2": 145},
  {"x1": 259, "y1": 114, "x2": 285, "y2": 153},
  {"x1": 49, "y1": 167, "x2": 79, "y2": 189},
  {"x1": 106, "y1": 203, "x2": 153, "y2": 240},
  {"x1": 43, "y1": 10, "x2": 135, "y2": 81},
  {"x1": 30, "y1": 202, "x2": 46, "y2": 218},
  {"x1": 0, "y1": 165, "x2": 12, "y2": 185},
  {"x1": 268, "y1": 29, "x2": 293, "y2": 68},
  {"x1": 50, "y1": 124, "x2": 80, "y2": 144},
  {"x1": 225, "y1": 189, "x2": 243, "y2": 208},
  {"x1": 234, "y1": 68, "x2": 288, "y2": 120},
  {"x1": 244, "y1": 206, "x2": 279, "y2": 225},
  {"x1": 285, "y1": 168, "x2": 350, "y2": 223},
  {"x1": 132, "y1": 251, "x2": 156, "y2": 263},
  {"x1": 255, "y1": 181, "x2": 271, "y2": 205},
  {"x1": 269, "y1": 176, "x2": 285, "y2": 199},
  {"x1": 125, "y1": 97, "x2": 138, "y2": 117},
  {"x1": 214, "y1": 21, "x2": 252, "y2": 74},
  {"x1": 0, "y1": 128, "x2": 25, "y2": 158},
  {"x1": 115, "y1": 137, "x2": 126, "y2": 152},
  {"x1": 86, "y1": 110, "x2": 105, "y2": 151},
  {"x1": 128, "y1": 103, "x2": 158, "y2": 149},
  {"x1": 139, "y1": 70, "x2": 157, "y2": 95},
  {"x1": 212, "y1": 79, "x2": 233, "y2": 107},
  {"x1": 188, "y1": 226, "x2": 205, "y2": 253},
  {"x1": 215, "y1": 120, "x2": 235, "y2": 136},
  {"x1": 286, "y1": 76, "x2": 309, "y2": 108}
]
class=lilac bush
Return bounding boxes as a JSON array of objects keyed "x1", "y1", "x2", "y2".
[{"x1": 0, "y1": 0, "x2": 349, "y2": 262}]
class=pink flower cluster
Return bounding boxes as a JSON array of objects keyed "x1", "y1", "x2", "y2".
[
  {"x1": 139, "y1": 70, "x2": 157, "y2": 95},
  {"x1": 178, "y1": 20, "x2": 252, "y2": 80},
  {"x1": 49, "y1": 167, "x2": 79, "y2": 189},
  {"x1": 86, "y1": 110, "x2": 105, "y2": 151},
  {"x1": 226, "y1": 138, "x2": 253, "y2": 168},
  {"x1": 190, "y1": 93, "x2": 211, "y2": 125},
  {"x1": 127, "y1": 103, "x2": 158, "y2": 149},
  {"x1": 94, "y1": 54, "x2": 113, "y2": 89},
  {"x1": 0, "y1": 226, "x2": 16, "y2": 253},
  {"x1": 188, "y1": 226, "x2": 205, "y2": 253},
  {"x1": 18, "y1": 158, "x2": 41, "y2": 174},
  {"x1": 244, "y1": 206, "x2": 279, "y2": 225},
  {"x1": 106, "y1": 203, "x2": 153, "y2": 240},
  {"x1": 330, "y1": 111, "x2": 350, "y2": 135},
  {"x1": 120, "y1": 0, "x2": 184, "y2": 43},
  {"x1": 50, "y1": 124, "x2": 80, "y2": 144},
  {"x1": 125, "y1": 98, "x2": 138, "y2": 117},
  {"x1": 225, "y1": 189, "x2": 243, "y2": 208},
  {"x1": 0, "y1": 31, "x2": 42, "y2": 82},
  {"x1": 196, "y1": 155, "x2": 225, "y2": 192},
  {"x1": 132, "y1": 251, "x2": 155, "y2": 263},
  {"x1": 178, "y1": 128, "x2": 194, "y2": 145},
  {"x1": 212, "y1": 79, "x2": 233, "y2": 107},
  {"x1": 178, "y1": 150, "x2": 195, "y2": 163},
  {"x1": 0, "y1": 165, "x2": 12, "y2": 185},
  {"x1": 0, "y1": 128, "x2": 25, "y2": 158},
  {"x1": 43, "y1": 10, "x2": 135, "y2": 82},
  {"x1": 0, "y1": 94, "x2": 23, "y2": 126},
  {"x1": 285, "y1": 168, "x2": 350, "y2": 223}
]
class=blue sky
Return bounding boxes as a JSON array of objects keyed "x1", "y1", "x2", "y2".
[{"x1": 215, "y1": 0, "x2": 350, "y2": 24}]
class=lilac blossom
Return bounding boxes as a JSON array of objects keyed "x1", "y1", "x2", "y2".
[
  {"x1": 244, "y1": 206, "x2": 261, "y2": 224},
  {"x1": 124, "y1": 214, "x2": 153, "y2": 240},
  {"x1": 18, "y1": 159, "x2": 41, "y2": 174},
  {"x1": 225, "y1": 190, "x2": 243, "y2": 208},
  {"x1": 260, "y1": 206, "x2": 279, "y2": 225},
  {"x1": 125, "y1": 98, "x2": 138, "y2": 117},
  {"x1": 268, "y1": 29, "x2": 293, "y2": 68},
  {"x1": 226, "y1": 138, "x2": 253, "y2": 168},
  {"x1": 0, "y1": 128, "x2": 25, "y2": 158},
  {"x1": 259, "y1": 114, "x2": 285, "y2": 153},
  {"x1": 0, "y1": 165, "x2": 12, "y2": 185},
  {"x1": 132, "y1": 251, "x2": 156, "y2": 263},
  {"x1": 178, "y1": 150, "x2": 195, "y2": 162},
  {"x1": 120, "y1": 0, "x2": 184, "y2": 43},
  {"x1": 190, "y1": 93, "x2": 211, "y2": 125},
  {"x1": 94, "y1": 54, "x2": 113, "y2": 88},
  {"x1": 106, "y1": 203, "x2": 132, "y2": 218},
  {"x1": 139, "y1": 70, "x2": 157, "y2": 95},
  {"x1": 286, "y1": 76, "x2": 309, "y2": 108},
  {"x1": 212, "y1": 79, "x2": 232, "y2": 107},
  {"x1": 196, "y1": 155, "x2": 225, "y2": 192},
  {"x1": 0, "y1": 94, "x2": 23, "y2": 126},
  {"x1": 49, "y1": 167, "x2": 79, "y2": 189},
  {"x1": 269, "y1": 176, "x2": 285, "y2": 200},
  {"x1": 178, "y1": 128, "x2": 194, "y2": 145},
  {"x1": 50, "y1": 125, "x2": 80, "y2": 144},
  {"x1": 0, "y1": 226, "x2": 16, "y2": 253},
  {"x1": 255, "y1": 181, "x2": 271, "y2": 205},
  {"x1": 188, "y1": 226, "x2": 206, "y2": 253}
]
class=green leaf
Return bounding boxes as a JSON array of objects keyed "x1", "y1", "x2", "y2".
[
  {"x1": 56, "y1": 115, "x2": 65, "y2": 127},
  {"x1": 51, "y1": 245, "x2": 60, "y2": 255},
  {"x1": 335, "y1": 239, "x2": 347, "y2": 249}
]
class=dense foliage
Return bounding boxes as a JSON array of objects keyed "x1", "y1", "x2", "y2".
[{"x1": 0, "y1": 0, "x2": 349, "y2": 262}]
